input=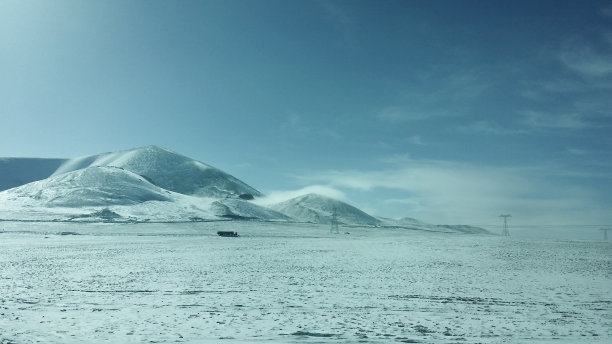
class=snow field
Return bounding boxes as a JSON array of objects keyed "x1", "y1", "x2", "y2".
[{"x1": 0, "y1": 222, "x2": 610, "y2": 343}]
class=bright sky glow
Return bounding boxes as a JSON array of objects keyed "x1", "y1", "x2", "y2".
[{"x1": 1, "y1": 0, "x2": 611, "y2": 229}]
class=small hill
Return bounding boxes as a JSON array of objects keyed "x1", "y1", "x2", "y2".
[
  {"x1": 378, "y1": 216, "x2": 490, "y2": 234},
  {"x1": 379, "y1": 216, "x2": 431, "y2": 228},
  {"x1": 52, "y1": 146, "x2": 261, "y2": 198},
  {"x1": 212, "y1": 198, "x2": 291, "y2": 221},
  {"x1": 0, "y1": 158, "x2": 67, "y2": 191},
  {"x1": 271, "y1": 193, "x2": 382, "y2": 226},
  {"x1": 434, "y1": 224, "x2": 490, "y2": 234},
  {"x1": 2, "y1": 166, "x2": 171, "y2": 207}
]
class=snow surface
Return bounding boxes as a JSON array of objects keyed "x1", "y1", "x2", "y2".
[
  {"x1": 1, "y1": 166, "x2": 171, "y2": 207},
  {"x1": 0, "y1": 222, "x2": 610, "y2": 343},
  {"x1": 270, "y1": 193, "x2": 382, "y2": 226},
  {"x1": 51, "y1": 146, "x2": 261, "y2": 198}
]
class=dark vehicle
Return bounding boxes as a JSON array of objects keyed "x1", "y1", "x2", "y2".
[{"x1": 217, "y1": 231, "x2": 239, "y2": 237}]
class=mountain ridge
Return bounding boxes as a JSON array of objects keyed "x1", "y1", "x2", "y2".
[
  {"x1": 270, "y1": 193, "x2": 382, "y2": 226},
  {"x1": 0, "y1": 146, "x2": 490, "y2": 234}
]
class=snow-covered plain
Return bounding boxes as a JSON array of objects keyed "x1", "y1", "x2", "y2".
[{"x1": 1, "y1": 221, "x2": 610, "y2": 343}]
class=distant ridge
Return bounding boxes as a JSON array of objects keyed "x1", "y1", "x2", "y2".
[
  {"x1": 271, "y1": 193, "x2": 382, "y2": 226},
  {"x1": 0, "y1": 146, "x2": 490, "y2": 233}
]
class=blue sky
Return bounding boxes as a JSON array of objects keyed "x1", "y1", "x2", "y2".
[{"x1": 1, "y1": 0, "x2": 611, "y2": 232}]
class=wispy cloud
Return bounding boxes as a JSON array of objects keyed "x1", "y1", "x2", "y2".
[
  {"x1": 377, "y1": 70, "x2": 492, "y2": 123},
  {"x1": 601, "y1": 5, "x2": 612, "y2": 19},
  {"x1": 520, "y1": 25, "x2": 612, "y2": 133},
  {"x1": 455, "y1": 121, "x2": 526, "y2": 135},
  {"x1": 566, "y1": 148, "x2": 588, "y2": 155},
  {"x1": 407, "y1": 135, "x2": 425, "y2": 145},
  {"x1": 560, "y1": 46, "x2": 612, "y2": 78},
  {"x1": 558, "y1": 27, "x2": 612, "y2": 79},
  {"x1": 379, "y1": 153, "x2": 412, "y2": 164},
  {"x1": 296, "y1": 159, "x2": 611, "y2": 225},
  {"x1": 520, "y1": 110, "x2": 588, "y2": 130},
  {"x1": 280, "y1": 112, "x2": 311, "y2": 135},
  {"x1": 376, "y1": 106, "x2": 442, "y2": 123},
  {"x1": 318, "y1": 0, "x2": 351, "y2": 28}
]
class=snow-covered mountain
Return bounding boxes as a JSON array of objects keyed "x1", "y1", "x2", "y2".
[
  {"x1": 0, "y1": 146, "x2": 273, "y2": 222},
  {"x1": 52, "y1": 146, "x2": 261, "y2": 198},
  {"x1": 0, "y1": 158, "x2": 66, "y2": 191},
  {"x1": 2, "y1": 166, "x2": 171, "y2": 207},
  {"x1": 0, "y1": 146, "x2": 490, "y2": 233},
  {"x1": 378, "y1": 216, "x2": 490, "y2": 234},
  {"x1": 270, "y1": 193, "x2": 382, "y2": 226},
  {"x1": 0, "y1": 164, "x2": 286, "y2": 222}
]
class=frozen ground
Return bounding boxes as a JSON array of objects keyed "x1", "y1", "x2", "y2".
[{"x1": 0, "y1": 222, "x2": 610, "y2": 343}]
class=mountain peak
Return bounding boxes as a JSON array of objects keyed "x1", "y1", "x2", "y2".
[{"x1": 271, "y1": 193, "x2": 381, "y2": 226}]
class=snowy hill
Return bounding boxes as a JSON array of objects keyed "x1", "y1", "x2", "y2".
[
  {"x1": 271, "y1": 193, "x2": 382, "y2": 226},
  {"x1": 212, "y1": 198, "x2": 291, "y2": 221},
  {"x1": 0, "y1": 165, "x2": 285, "y2": 222},
  {"x1": 0, "y1": 146, "x2": 490, "y2": 233},
  {"x1": 1, "y1": 166, "x2": 171, "y2": 207},
  {"x1": 378, "y1": 216, "x2": 490, "y2": 234},
  {"x1": 0, "y1": 158, "x2": 66, "y2": 191},
  {"x1": 0, "y1": 150, "x2": 286, "y2": 222},
  {"x1": 52, "y1": 146, "x2": 261, "y2": 198}
]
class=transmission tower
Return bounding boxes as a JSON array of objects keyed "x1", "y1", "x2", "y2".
[
  {"x1": 330, "y1": 207, "x2": 339, "y2": 234},
  {"x1": 601, "y1": 228, "x2": 611, "y2": 240},
  {"x1": 499, "y1": 214, "x2": 511, "y2": 236}
]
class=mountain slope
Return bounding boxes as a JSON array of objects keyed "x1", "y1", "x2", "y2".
[
  {"x1": 378, "y1": 216, "x2": 490, "y2": 234},
  {"x1": 52, "y1": 146, "x2": 261, "y2": 198},
  {"x1": 0, "y1": 158, "x2": 67, "y2": 191},
  {"x1": 271, "y1": 193, "x2": 382, "y2": 226},
  {"x1": 212, "y1": 198, "x2": 291, "y2": 221},
  {"x1": 2, "y1": 166, "x2": 171, "y2": 207}
]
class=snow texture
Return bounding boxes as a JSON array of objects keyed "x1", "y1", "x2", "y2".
[
  {"x1": 0, "y1": 222, "x2": 610, "y2": 343},
  {"x1": 270, "y1": 193, "x2": 382, "y2": 226},
  {"x1": 0, "y1": 146, "x2": 489, "y2": 233},
  {"x1": 52, "y1": 146, "x2": 261, "y2": 198},
  {"x1": 2, "y1": 166, "x2": 171, "y2": 207}
]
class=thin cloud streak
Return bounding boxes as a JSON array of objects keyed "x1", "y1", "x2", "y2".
[
  {"x1": 377, "y1": 70, "x2": 492, "y2": 123},
  {"x1": 520, "y1": 110, "x2": 588, "y2": 130},
  {"x1": 455, "y1": 121, "x2": 528, "y2": 135},
  {"x1": 296, "y1": 159, "x2": 610, "y2": 225}
]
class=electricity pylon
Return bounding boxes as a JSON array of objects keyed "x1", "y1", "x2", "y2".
[
  {"x1": 330, "y1": 207, "x2": 339, "y2": 234},
  {"x1": 499, "y1": 214, "x2": 511, "y2": 236}
]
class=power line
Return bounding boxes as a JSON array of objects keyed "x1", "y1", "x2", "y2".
[
  {"x1": 601, "y1": 228, "x2": 611, "y2": 240},
  {"x1": 330, "y1": 207, "x2": 339, "y2": 234},
  {"x1": 499, "y1": 214, "x2": 511, "y2": 236}
]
